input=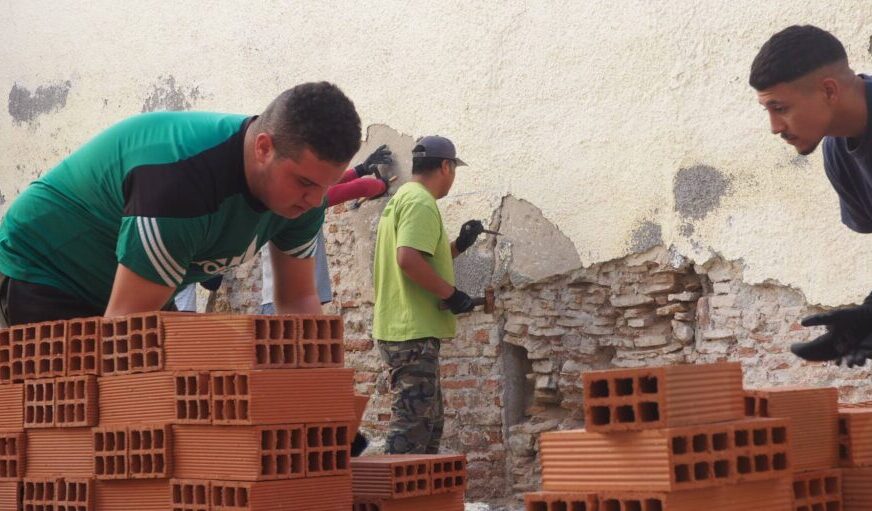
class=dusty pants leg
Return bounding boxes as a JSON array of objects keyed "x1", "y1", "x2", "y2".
[
  {"x1": 378, "y1": 338, "x2": 442, "y2": 454},
  {"x1": 425, "y1": 355, "x2": 444, "y2": 454}
]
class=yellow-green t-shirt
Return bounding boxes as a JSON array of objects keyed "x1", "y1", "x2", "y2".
[{"x1": 372, "y1": 182, "x2": 456, "y2": 341}]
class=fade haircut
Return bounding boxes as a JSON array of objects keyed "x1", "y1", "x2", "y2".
[
  {"x1": 750, "y1": 25, "x2": 848, "y2": 91},
  {"x1": 257, "y1": 82, "x2": 361, "y2": 163},
  {"x1": 411, "y1": 150, "x2": 446, "y2": 175}
]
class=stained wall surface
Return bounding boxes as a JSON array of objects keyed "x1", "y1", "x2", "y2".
[{"x1": 4, "y1": 1, "x2": 872, "y2": 305}]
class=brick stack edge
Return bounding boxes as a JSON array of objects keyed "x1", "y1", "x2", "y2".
[
  {"x1": 526, "y1": 361, "x2": 854, "y2": 511},
  {"x1": 0, "y1": 311, "x2": 473, "y2": 511}
]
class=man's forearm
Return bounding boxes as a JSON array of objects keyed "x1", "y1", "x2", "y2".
[{"x1": 397, "y1": 248, "x2": 454, "y2": 299}]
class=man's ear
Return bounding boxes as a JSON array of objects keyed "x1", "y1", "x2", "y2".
[
  {"x1": 440, "y1": 159, "x2": 452, "y2": 176},
  {"x1": 822, "y1": 77, "x2": 840, "y2": 102},
  {"x1": 254, "y1": 133, "x2": 275, "y2": 163}
]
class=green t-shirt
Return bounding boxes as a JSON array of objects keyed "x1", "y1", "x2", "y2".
[
  {"x1": 372, "y1": 182, "x2": 456, "y2": 341},
  {"x1": 0, "y1": 111, "x2": 324, "y2": 308}
]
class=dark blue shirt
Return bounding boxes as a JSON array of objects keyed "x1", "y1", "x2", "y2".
[{"x1": 824, "y1": 75, "x2": 872, "y2": 233}]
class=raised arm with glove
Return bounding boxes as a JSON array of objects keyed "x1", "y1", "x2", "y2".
[
  {"x1": 353, "y1": 144, "x2": 392, "y2": 177},
  {"x1": 793, "y1": 291, "x2": 872, "y2": 367}
]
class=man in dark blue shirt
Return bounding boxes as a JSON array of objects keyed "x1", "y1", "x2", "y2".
[{"x1": 751, "y1": 25, "x2": 872, "y2": 366}]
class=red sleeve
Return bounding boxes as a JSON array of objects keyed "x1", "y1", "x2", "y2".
[
  {"x1": 336, "y1": 168, "x2": 360, "y2": 185},
  {"x1": 327, "y1": 178, "x2": 388, "y2": 207}
]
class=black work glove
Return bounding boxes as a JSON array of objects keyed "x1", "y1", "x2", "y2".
[
  {"x1": 793, "y1": 292, "x2": 872, "y2": 367},
  {"x1": 454, "y1": 220, "x2": 484, "y2": 254},
  {"x1": 442, "y1": 288, "x2": 475, "y2": 314},
  {"x1": 354, "y1": 144, "x2": 392, "y2": 177}
]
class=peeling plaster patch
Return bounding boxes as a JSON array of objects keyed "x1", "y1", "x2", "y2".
[
  {"x1": 673, "y1": 165, "x2": 732, "y2": 220},
  {"x1": 679, "y1": 222, "x2": 695, "y2": 237},
  {"x1": 495, "y1": 196, "x2": 581, "y2": 286},
  {"x1": 8, "y1": 81, "x2": 72, "y2": 125},
  {"x1": 629, "y1": 221, "x2": 662, "y2": 253},
  {"x1": 141, "y1": 75, "x2": 201, "y2": 112}
]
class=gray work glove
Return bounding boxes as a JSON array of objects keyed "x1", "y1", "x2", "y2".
[{"x1": 354, "y1": 144, "x2": 392, "y2": 177}]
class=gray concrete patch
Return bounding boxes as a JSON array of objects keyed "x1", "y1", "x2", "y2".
[
  {"x1": 8, "y1": 81, "x2": 72, "y2": 125},
  {"x1": 454, "y1": 248, "x2": 496, "y2": 298},
  {"x1": 629, "y1": 220, "x2": 662, "y2": 253},
  {"x1": 141, "y1": 75, "x2": 201, "y2": 112},
  {"x1": 673, "y1": 164, "x2": 732, "y2": 220}
]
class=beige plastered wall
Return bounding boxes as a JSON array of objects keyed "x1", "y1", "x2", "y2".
[{"x1": 2, "y1": 1, "x2": 872, "y2": 306}]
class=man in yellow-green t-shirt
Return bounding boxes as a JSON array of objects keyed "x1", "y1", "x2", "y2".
[{"x1": 372, "y1": 136, "x2": 484, "y2": 454}]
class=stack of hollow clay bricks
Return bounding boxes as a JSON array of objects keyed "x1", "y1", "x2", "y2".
[
  {"x1": 523, "y1": 361, "x2": 857, "y2": 511},
  {"x1": 0, "y1": 311, "x2": 373, "y2": 510}
]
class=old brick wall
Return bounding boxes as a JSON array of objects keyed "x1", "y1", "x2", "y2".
[{"x1": 214, "y1": 198, "x2": 872, "y2": 505}]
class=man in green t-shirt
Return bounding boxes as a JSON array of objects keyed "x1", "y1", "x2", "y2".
[
  {"x1": 0, "y1": 82, "x2": 361, "y2": 324},
  {"x1": 372, "y1": 136, "x2": 485, "y2": 454}
]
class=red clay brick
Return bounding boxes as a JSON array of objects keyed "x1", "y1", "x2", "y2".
[
  {"x1": 170, "y1": 479, "x2": 210, "y2": 511},
  {"x1": 128, "y1": 424, "x2": 172, "y2": 479},
  {"x1": 746, "y1": 387, "x2": 839, "y2": 471},
  {"x1": 429, "y1": 455, "x2": 467, "y2": 495},
  {"x1": 23, "y1": 478, "x2": 59, "y2": 510},
  {"x1": 13, "y1": 323, "x2": 40, "y2": 380},
  {"x1": 98, "y1": 372, "x2": 176, "y2": 425},
  {"x1": 101, "y1": 313, "x2": 162, "y2": 376},
  {"x1": 0, "y1": 384, "x2": 23, "y2": 429},
  {"x1": 0, "y1": 431, "x2": 24, "y2": 479},
  {"x1": 298, "y1": 316, "x2": 344, "y2": 368},
  {"x1": 0, "y1": 480, "x2": 21, "y2": 510},
  {"x1": 843, "y1": 467, "x2": 872, "y2": 511},
  {"x1": 34, "y1": 320, "x2": 66, "y2": 378},
  {"x1": 582, "y1": 362, "x2": 744, "y2": 432},
  {"x1": 597, "y1": 476, "x2": 792, "y2": 510},
  {"x1": 0, "y1": 329, "x2": 13, "y2": 384},
  {"x1": 793, "y1": 468, "x2": 841, "y2": 511},
  {"x1": 94, "y1": 480, "x2": 168, "y2": 511},
  {"x1": 210, "y1": 369, "x2": 355, "y2": 425},
  {"x1": 163, "y1": 313, "x2": 299, "y2": 370},
  {"x1": 524, "y1": 491, "x2": 597, "y2": 511},
  {"x1": 352, "y1": 454, "x2": 467, "y2": 499},
  {"x1": 305, "y1": 422, "x2": 351, "y2": 477},
  {"x1": 24, "y1": 378, "x2": 55, "y2": 428},
  {"x1": 66, "y1": 317, "x2": 101, "y2": 376},
  {"x1": 351, "y1": 455, "x2": 431, "y2": 499},
  {"x1": 56, "y1": 478, "x2": 93, "y2": 511},
  {"x1": 840, "y1": 407, "x2": 872, "y2": 467},
  {"x1": 173, "y1": 424, "x2": 305, "y2": 481},
  {"x1": 27, "y1": 428, "x2": 92, "y2": 478},
  {"x1": 55, "y1": 375, "x2": 98, "y2": 427},
  {"x1": 211, "y1": 476, "x2": 352, "y2": 510},
  {"x1": 93, "y1": 427, "x2": 128, "y2": 480},
  {"x1": 352, "y1": 491, "x2": 464, "y2": 511},
  {"x1": 174, "y1": 372, "x2": 211, "y2": 424},
  {"x1": 541, "y1": 417, "x2": 789, "y2": 492}
]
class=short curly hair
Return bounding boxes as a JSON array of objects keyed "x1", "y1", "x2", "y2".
[
  {"x1": 750, "y1": 25, "x2": 847, "y2": 91},
  {"x1": 258, "y1": 82, "x2": 361, "y2": 163}
]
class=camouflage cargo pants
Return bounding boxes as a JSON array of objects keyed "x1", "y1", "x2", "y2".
[{"x1": 377, "y1": 338, "x2": 444, "y2": 454}]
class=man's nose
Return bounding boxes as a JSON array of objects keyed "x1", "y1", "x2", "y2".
[
  {"x1": 769, "y1": 112, "x2": 786, "y2": 135},
  {"x1": 305, "y1": 188, "x2": 326, "y2": 208}
]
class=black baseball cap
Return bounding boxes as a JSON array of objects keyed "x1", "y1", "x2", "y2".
[{"x1": 412, "y1": 135, "x2": 467, "y2": 166}]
